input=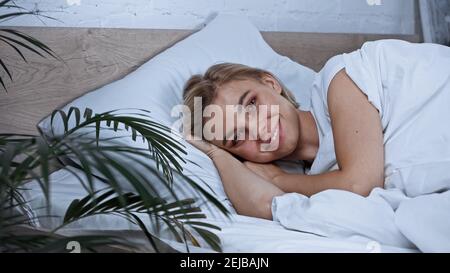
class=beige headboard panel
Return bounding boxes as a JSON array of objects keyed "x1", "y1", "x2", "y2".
[{"x1": 0, "y1": 27, "x2": 421, "y2": 135}]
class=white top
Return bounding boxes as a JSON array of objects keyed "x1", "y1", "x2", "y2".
[
  {"x1": 306, "y1": 54, "x2": 345, "y2": 175},
  {"x1": 306, "y1": 39, "x2": 450, "y2": 196}
]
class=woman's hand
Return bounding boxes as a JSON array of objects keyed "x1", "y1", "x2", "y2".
[
  {"x1": 243, "y1": 161, "x2": 286, "y2": 186},
  {"x1": 184, "y1": 134, "x2": 224, "y2": 158}
]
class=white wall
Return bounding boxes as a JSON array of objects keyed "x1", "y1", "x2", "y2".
[{"x1": 0, "y1": 0, "x2": 416, "y2": 34}]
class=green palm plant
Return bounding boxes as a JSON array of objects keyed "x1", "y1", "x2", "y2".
[
  {"x1": 0, "y1": 1, "x2": 227, "y2": 252},
  {"x1": 0, "y1": 0, "x2": 62, "y2": 92},
  {"x1": 0, "y1": 107, "x2": 228, "y2": 252}
]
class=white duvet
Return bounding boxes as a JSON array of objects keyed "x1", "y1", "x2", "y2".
[
  {"x1": 22, "y1": 166, "x2": 415, "y2": 253},
  {"x1": 272, "y1": 40, "x2": 450, "y2": 252}
]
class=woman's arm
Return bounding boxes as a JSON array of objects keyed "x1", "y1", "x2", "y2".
[
  {"x1": 244, "y1": 162, "x2": 357, "y2": 196},
  {"x1": 272, "y1": 170, "x2": 366, "y2": 196},
  {"x1": 209, "y1": 149, "x2": 285, "y2": 219},
  {"x1": 326, "y1": 69, "x2": 384, "y2": 196},
  {"x1": 186, "y1": 137, "x2": 284, "y2": 220}
]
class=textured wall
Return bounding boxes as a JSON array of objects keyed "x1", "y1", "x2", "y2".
[
  {"x1": 0, "y1": 0, "x2": 415, "y2": 34},
  {"x1": 419, "y1": 0, "x2": 450, "y2": 44}
]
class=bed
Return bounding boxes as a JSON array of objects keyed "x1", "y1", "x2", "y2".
[{"x1": 0, "y1": 14, "x2": 425, "y2": 253}]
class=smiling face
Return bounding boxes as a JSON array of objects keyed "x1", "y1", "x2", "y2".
[{"x1": 206, "y1": 75, "x2": 301, "y2": 163}]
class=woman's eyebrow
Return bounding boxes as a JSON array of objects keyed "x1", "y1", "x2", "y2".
[{"x1": 238, "y1": 90, "x2": 250, "y2": 105}]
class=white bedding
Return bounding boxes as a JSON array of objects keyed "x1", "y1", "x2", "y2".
[
  {"x1": 22, "y1": 166, "x2": 416, "y2": 253},
  {"x1": 35, "y1": 14, "x2": 316, "y2": 224},
  {"x1": 272, "y1": 40, "x2": 450, "y2": 253}
]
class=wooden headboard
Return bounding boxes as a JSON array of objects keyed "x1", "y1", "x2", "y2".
[{"x1": 0, "y1": 27, "x2": 422, "y2": 135}]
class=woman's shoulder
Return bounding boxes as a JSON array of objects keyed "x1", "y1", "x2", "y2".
[
  {"x1": 310, "y1": 54, "x2": 346, "y2": 114},
  {"x1": 319, "y1": 55, "x2": 346, "y2": 93}
]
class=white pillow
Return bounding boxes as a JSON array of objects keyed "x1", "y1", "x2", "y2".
[{"x1": 37, "y1": 13, "x2": 316, "y2": 220}]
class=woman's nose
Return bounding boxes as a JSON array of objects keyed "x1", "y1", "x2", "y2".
[
  {"x1": 258, "y1": 113, "x2": 279, "y2": 142},
  {"x1": 246, "y1": 118, "x2": 270, "y2": 141},
  {"x1": 245, "y1": 109, "x2": 278, "y2": 142},
  {"x1": 247, "y1": 126, "x2": 271, "y2": 143}
]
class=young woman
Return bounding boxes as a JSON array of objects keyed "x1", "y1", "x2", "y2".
[{"x1": 182, "y1": 39, "x2": 450, "y2": 220}]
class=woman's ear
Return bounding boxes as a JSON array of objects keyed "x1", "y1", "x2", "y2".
[{"x1": 262, "y1": 74, "x2": 282, "y2": 95}]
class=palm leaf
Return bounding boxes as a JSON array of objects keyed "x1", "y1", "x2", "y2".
[
  {"x1": 1, "y1": 106, "x2": 228, "y2": 252},
  {"x1": 0, "y1": 58, "x2": 12, "y2": 80},
  {"x1": 0, "y1": 192, "x2": 135, "y2": 253},
  {"x1": 51, "y1": 107, "x2": 188, "y2": 186},
  {"x1": 58, "y1": 189, "x2": 220, "y2": 252},
  {"x1": 0, "y1": 29, "x2": 61, "y2": 60},
  {"x1": 1, "y1": 2, "x2": 227, "y2": 252},
  {"x1": 0, "y1": 0, "x2": 24, "y2": 11},
  {"x1": 0, "y1": 11, "x2": 39, "y2": 22}
]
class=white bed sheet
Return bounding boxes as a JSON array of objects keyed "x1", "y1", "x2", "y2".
[{"x1": 21, "y1": 167, "x2": 416, "y2": 253}]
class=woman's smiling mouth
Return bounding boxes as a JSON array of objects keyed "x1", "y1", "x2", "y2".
[{"x1": 261, "y1": 118, "x2": 283, "y2": 152}]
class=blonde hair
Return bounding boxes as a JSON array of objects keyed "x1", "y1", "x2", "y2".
[{"x1": 183, "y1": 63, "x2": 299, "y2": 136}]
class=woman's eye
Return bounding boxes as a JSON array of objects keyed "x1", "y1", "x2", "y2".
[{"x1": 248, "y1": 97, "x2": 256, "y2": 105}]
